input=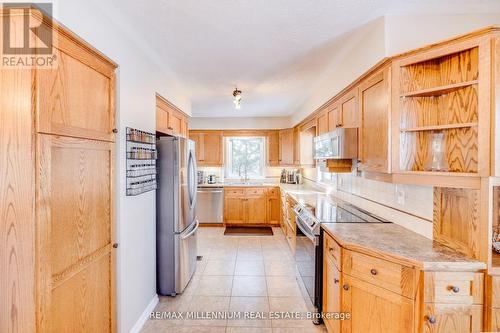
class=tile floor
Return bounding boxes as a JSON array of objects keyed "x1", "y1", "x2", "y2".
[{"x1": 142, "y1": 227, "x2": 327, "y2": 333}]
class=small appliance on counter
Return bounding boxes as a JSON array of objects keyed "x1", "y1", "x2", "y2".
[
  {"x1": 197, "y1": 170, "x2": 204, "y2": 185},
  {"x1": 280, "y1": 169, "x2": 302, "y2": 184},
  {"x1": 207, "y1": 174, "x2": 217, "y2": 184}
]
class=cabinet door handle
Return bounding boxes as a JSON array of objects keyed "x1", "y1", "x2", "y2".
[
  {"x1": 112, "y1": 128, "x2": 118, "y2": 133},
  {"x1": 168, "y1": 126, "x2": 174, "y2": 130},
  {"x1": 426, "y1": 315, "x2": 436, "y2": 324},
  {"x1": 370, "y1": 268, "x2": 378, "y2": 276},
  {"x1": 448, "y1": 286, "x2": 460, "y2": 293},
  {"x1": 112, "y1": 243, "x2": 119, "y2": 248},
  {"x1": 342, "y1": 284, "x2": 349, "y2": 291},
  {"x1": 334, "y1": 278, "x2": 340, "y2": 284}
]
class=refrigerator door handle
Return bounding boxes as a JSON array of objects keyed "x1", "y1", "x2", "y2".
[
  {"x1": 181, "y1": 220, "x2": 199, "y2": 240},
  {"x1": 187, "y1": 149, "x2": 197, "y2": 209}
]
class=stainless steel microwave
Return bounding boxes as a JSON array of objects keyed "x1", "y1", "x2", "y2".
[{"x1": 313, "y1": 128, "x2": 358, "y2": 160}]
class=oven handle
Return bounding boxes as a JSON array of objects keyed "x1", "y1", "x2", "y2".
[{"x1": 295, "y1": 216, "x2": 318, "y2": 244}]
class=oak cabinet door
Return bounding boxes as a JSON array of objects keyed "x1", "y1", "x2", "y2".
[
  {"x1": 201, "y1": 132, "x2": 223, "y2": 166},
  {"x1": 189, "y1": 132, "x2": 203, "y2": 162},
  {"x1": 328, "y1": 103, "x2": 340, "y2": 131},
  {"x1": 279, "y1": 128, "x2": 294, "y2": 166},
  {"x1": 267, "y1": 131, "x2": 280, "y2": 166},
  {"x1": 267, "y1": 197, "x2": 280, "y2": 225},
  {"x1": 317, "y1": 111, "x2": 329, "y2": 135},
  {"x1": 339, "y1": 90, "x2": 358, "y2": 128},
  {"x1": 422, "y1": 303, "x2": 482, "y2": 333},
  {"x1": 323, "y1": 255, "x2": 341, "y2": 333},
  {"x1": 168, "y1": 110, "x2": 182, "y2": 136},
  {"x1": 358, "y1": 67, "x2": 390, "y2": 173},
  {"x1": 156, "y1": 107, "x2": 168, "y2": 133},
  {"x1": 246, "y1": 195, "x2": 268, "y2": 224},
  {"x1": 37, "y1": 49, "x2": 115, "y2": 142},
  {"x1": 342, "y1": 275, "x2": 414, "y2": 333},
  {"x1": 37, "y1": 134, "x2": 115, "y2": 333},
  {"x1": 224, "y1": 197, "x2": 245, "y2": 224}
]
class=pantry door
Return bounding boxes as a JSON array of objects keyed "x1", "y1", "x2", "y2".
[{"x1": 36, "y1": 134, "x2": 115, "y2": 333}]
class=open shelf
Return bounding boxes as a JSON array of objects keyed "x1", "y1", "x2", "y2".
[
  {"x1": 398, "y1": 47, "x2": 479, "y2": 174},
  {"x1": 400, "y1": 122, "x2": 477, "y2": 132},
  {"x1": 400, "y1": 80, "x2": 478, "y2": 97}
]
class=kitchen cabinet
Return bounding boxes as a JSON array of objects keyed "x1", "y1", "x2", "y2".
[
  {"x1": 322, "y1": 230, "x2": 485, "y2": 333},
  {"x1": 342, "y1": 274, "x2": 414, "y2": 333},
  {"x1": 358, "y1": 65, "x2": 391, "y2": 174},
  {"x1": 267, "y1": 187, "x2": 280, "y2": 225},
  {"x1": 0, "y1": 8, "x2": 117, "y2": 332},
  {"x1": 156, "y1": 94, "x2": 189, "y2": 138},
  {"x1": 279, "y1": 128, "x2": 295, "y2": 166},
  {"x1": 323, "y1": 237, "x2": 342, "y2": 333},
  {"x1": 189, "y1": 130, "x2": 223, "y2": 166},
  {"x1": 317, "y1": 110, "x2": 329, "y2": 135},
  {"x1": 267, "y1": 130, "x2": 280, "y2": 166},
  {"x1": 328, "y1": 88, "x2": 358, "y2": 131},
  {"x1": 224, "y1": 187, "x2": 279, "y2": 225}
]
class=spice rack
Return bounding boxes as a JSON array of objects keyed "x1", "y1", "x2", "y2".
[{"x1": 126, "y1": 127, "x2": 157, "y2": 196}]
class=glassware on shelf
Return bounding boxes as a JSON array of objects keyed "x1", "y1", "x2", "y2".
[
  {"x1": 425, "y1": 131, "x2": 448, "y2": 172},
  {"x1": 493, "y1": 226, "x2": 500, "y2": 254}
]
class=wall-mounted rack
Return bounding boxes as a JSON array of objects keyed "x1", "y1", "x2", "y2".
[{"x1": 126, "y1": 127, "x2": 157, "y2": 196}]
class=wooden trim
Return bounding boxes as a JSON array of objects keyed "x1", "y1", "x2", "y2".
[
  {"x1": 155, "y1": 93, "x2": 189, "y2": 118},
  {"x1": 198, "y1": 223, "x2": 224, "y2": 227}
]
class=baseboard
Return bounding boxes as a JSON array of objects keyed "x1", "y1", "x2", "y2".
[{"x1": 129, "y1": 294, "x2": 159, "y2": 333}]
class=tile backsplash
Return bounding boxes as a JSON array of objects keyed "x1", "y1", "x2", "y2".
[{"x1": 304, "y1": 166, "x2": 434, "y2": 238}]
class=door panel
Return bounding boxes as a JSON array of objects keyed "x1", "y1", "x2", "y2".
[
  {"x1": 246, "y1": 195, "x2": 267, "y2": 224},
  {"x1": 224, "y1": 197, "x2": 245, "y2": 224},
  {"x1": 279, "y1": 129, "x2": 294, "y2": 166},
  {"x1": 358, "y1": 68, "x2": 390, "y2": 173},
  {"x1": 342, "y1": 274, "x2": 414, "y2": 333},
  {"x1": 37, "y1": 49, "x2": 114, "y2": 141},
  {"x1": 328, "y1": 103, "x2": 340, "y2": 131},
  {"x1": 323, "y1": 256, "x2": 341, "y2": 333},
  {"x1": 37, "y1": 134, "x2": 114, "y2": 333},
  {"x1": 422, "y1": 303, "x2": 482, "y2": 333},
  {"x1": 340, "y1": 91, "x2": 358, "y2": 128}
]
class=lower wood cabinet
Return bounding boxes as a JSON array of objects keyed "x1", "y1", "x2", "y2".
[
  {"x1": 323, "y1": 251, "x2": 342, "y2": 333},
  {"x1": 322, "y1": 231, "x2": 484, "y2": 333},
  {"x1": 342, "y1": 274, "x2": 414, "y2": 333},
  {"x1": 224, "y1": 187, "x2": 280, "y2": 225}
]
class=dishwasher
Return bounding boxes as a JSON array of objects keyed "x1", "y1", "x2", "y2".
[{"x1": 196, "y1": 186, "x2": 224, "y2": 224}]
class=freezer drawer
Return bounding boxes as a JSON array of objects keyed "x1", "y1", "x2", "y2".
[{"x1": 196, "y1": 187, "x2": 223, "y2": 223}]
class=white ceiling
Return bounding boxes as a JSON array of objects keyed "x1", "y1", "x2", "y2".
[{"x1": 110, "y1": 0, "x2": 500, "y2": 117}]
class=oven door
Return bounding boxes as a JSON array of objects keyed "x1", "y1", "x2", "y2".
[{"x1": 295, "y1": 216, "x2": 321, "y2": 315}]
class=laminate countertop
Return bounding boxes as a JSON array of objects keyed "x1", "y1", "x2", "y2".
[{"x1": 321, "y1": 222, "x2": 486, "y2": 271}]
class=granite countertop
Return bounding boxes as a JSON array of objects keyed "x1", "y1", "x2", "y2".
[{"x1": 321, "y1": 223, "x2": 486, "y2": 271}]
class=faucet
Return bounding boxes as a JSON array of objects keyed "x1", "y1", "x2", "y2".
[{"x1": 238, "y1": 163, "x2": 249, "y2": 183}]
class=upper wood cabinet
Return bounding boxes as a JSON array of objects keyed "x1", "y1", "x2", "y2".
[
  {"x1": 156, "y1": 94, "x2": 189, "y2": 138},
  {"x1": 358, "y1": 65, "x2": 391, "y2": 174},
  {"x1": 327, "y1": 88, "x2": 358, "y2": 132},
  {"x1": 189, "y1": 130, "x2": 223, "y2": 166},
  {"x1": 317, "y1": 110, "x2": 329, "y2": 135},
  {"x1": 279, "y1": 128, "x2": 295, "y2": 166},
  {"x1": 267, "y1": 130, "x2": 280, "y2": 166},
  {"x1": 392, "y1": 35, "x2": 492, "y2": 184},
  {"x1": 37, "y1": 36, "x2": 116, "y2": 142}
]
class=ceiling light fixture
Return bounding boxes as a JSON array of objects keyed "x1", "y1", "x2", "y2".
[{"x1": 233, "y1": 87, "x2": 242, "y2": 109}]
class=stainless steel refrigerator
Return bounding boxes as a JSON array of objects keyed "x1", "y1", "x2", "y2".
[{"x1": 156, "y1": 136, "x2": 198, "y2": 296}]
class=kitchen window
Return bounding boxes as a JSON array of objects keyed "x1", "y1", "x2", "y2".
[{"x1": 225, "y1": 137, "x2": 265, "y2": 179}]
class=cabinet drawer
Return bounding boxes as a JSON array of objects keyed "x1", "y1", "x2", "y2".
[
  {"x1": 246, "y1": 187, "x2": 266, "y2": 196},
  {"x1": 323, "y1": 232, "x2": 342, "y2": 271},
  {"x1": 424, "y1": 271, "x2": 483, "y2": 304},
  {"x1": 422, "y1": 303, "x2": 483, "y2": 333},
  {"x1": 342, "y1": 250, "x2": 416, "y2": 299},
  {"x1": 267, "y1": 187, "x2": 279, "y2": 198},
  {"x1": 225, "y1": 188, "x2": 245, "y2": 197}
]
